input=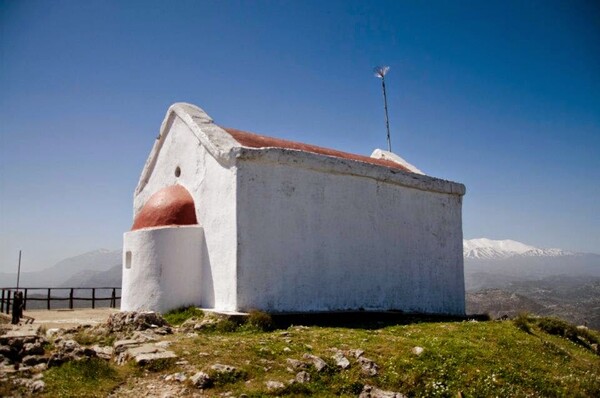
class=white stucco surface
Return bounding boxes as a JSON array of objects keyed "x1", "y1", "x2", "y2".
[
  {"x1": 123, "y1": 103, "x2": 466, "y2": 315},
  {"x1": 130, "y1": 111, "x2": 238, "y2": 311},
  {"x1": 235, "y1": 157, "x2": 465, "y2": 315},
  {"x1": 122, "y1": 225, "x2": 204, "y2": 313},
  {"x1": 371, "y1": 149, "x2": 425, "y2": 175}
]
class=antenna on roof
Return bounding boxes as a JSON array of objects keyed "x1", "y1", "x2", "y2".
[{"x1": 374, "y1": 66, "x2": 392, "y2": 152}]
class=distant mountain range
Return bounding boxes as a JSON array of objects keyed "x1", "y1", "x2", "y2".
[
  {"x1": 0, "y1": 249, "x2": 121, "y2": 288},
  {"x1": 463, "y1": 238, "x2": 574, "y2": 259},
  {"x1": 463, "y1": 238, "x2": 600, "y2": 329},
  {"x1": 2, "y1": 239, "x2": 598, "y2": 328},
  {"x1": 463, "y1": 238, "x2": 600, "y2": 290}
]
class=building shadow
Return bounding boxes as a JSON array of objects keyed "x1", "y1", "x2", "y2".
[{"x1": 271, "y1": 311, "x2": 490, "y2": 330}]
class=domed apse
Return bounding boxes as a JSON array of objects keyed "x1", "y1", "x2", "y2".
[{"x1": 131, "y1": 185, "x2": 198, "y2": 230}]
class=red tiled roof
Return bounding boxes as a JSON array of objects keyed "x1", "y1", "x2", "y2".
[{"x1": 222, "y1": 127, "x2": 411, "y2": 172}]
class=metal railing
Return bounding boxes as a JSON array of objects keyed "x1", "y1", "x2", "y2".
[{"x1": 0, "y1": 287, "x2": 121, "y2": 313}]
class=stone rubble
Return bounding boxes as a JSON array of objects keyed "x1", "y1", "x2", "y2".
[
  {"x1": 210, "y1": 363, "x2": 239, "y2": 375},
  {"x1": 332, "y1": 351, "x2": 351, "y2": 369},
  {"x1": 106, "y1": 311, "x2": 171, "y2": 334},
  {"x1": 265, "y1": 380, "x2": 285, "y2": 390},
  {"x1": 349, "y1": 348, "x2": 365, "y2": 358},
  {"x1": 358, "y1": 356, "x2": 380, "y2": 376},
  {"x1": 0, "y1": 310, "x2": 417, "y2": 397},
  {"x1": 360, "y1": 384, "x2": 408, "y2": 398},
  {"x1": 190, "y1": 370, "x2": 212, "y2": 388},
  {"x1": 411, "y1": 346, "x2": 425, "y2": 356},
  {"x1": 295, "y1": 370, "x2": 311, "y2": 383},
  {"x1": 302, "y1": 353, "x2": 328, "y2": 372}
]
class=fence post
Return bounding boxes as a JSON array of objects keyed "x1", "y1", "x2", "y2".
[
  {"x1": 23, "y1": 288, "x2": 28, "y2": 310},
  {"x1": 92, "y1": 288, "x2": 96, "y2": 309},
  {"x1": 6, "y1": 290, "x2": 11, "y2": 315},
  {"x1": 111, "y1": 288, "x2": 116, "y2": 308},
  {"x1": 1, "y1": 289, "x2": 4, "y2": 313},
  {"x1": 69, "y1": 288, "x2": 74, "y2": 309},
  {"x1": 47, "y1": 289, "x2": 51, "y2": 310}
]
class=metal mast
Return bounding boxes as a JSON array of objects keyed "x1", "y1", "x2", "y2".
[
  {"x1": 374, "y1": 66, "x2": 392, "y2": 152},
  {"x1": 16, "y1": 250, "x2": 21, "y2": 291}
]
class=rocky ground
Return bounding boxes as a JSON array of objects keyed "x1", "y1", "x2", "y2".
[
  {"x1": 0, "y1": 311, "x2": 408, "y2": 397},
  {"x1": 1, "y1": 309, "x2": 598, "y2": 397}
]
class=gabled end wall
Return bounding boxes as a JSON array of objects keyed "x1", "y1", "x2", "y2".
[{"x1": 128, "y1": 105, "x2": 239, "y2": 312}]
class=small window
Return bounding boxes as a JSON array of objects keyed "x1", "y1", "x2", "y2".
[
  {"x1": 175, "y1": 166, "x2": 181, "y2": 177},
  {"x1": 125, "y1": 251, "x2": 132, "y2": 269}
]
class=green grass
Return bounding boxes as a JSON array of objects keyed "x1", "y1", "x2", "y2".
[
  {"x1": 38, "y1": 316, "x2": 600, "y2": 397},
  {"x1": 43, "y1": 358, "x2": 133, "y2": 397},
  {"x1": 170, "y1": 317, "x2": 599, "y2": 397},
  {"x1": 163, "y1": 306, "x2": 205, "y2": 325},
  {"x1": 536, "y1": 317, "x2": 599, "y2": 347},
  {"x1": 73, "y1": 330, "x2": 115, "y2": 347}
]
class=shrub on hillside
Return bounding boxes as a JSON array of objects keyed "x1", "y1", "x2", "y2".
[
  {"x1": 537, "y1": 317, "x2": 599, "y2": 349},
  {"x1": 513, "y1": 312, "x2": 532, "y2": 334}
]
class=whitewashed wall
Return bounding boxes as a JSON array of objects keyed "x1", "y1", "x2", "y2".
[
  {"x1": 129, "y1": 116, "x2": 238, "y2": 311},
  {"x1": 122, "y1": 225, "x2": 204, "y2": 313},
  {"x1": 235, "y1": 156, "x2": 465, "y2": 315},
  {"x1": 125, "y1": 103, "x2": 465, "y2": 315}
]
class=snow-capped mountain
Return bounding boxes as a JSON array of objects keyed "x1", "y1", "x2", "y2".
[{"x1": 463, "y1": 238, "x2": 573, "y2": 260}]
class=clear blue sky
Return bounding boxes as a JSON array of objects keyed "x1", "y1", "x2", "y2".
[{"x1": 1, "y1": 0, "x2": 599, "y2": 272}]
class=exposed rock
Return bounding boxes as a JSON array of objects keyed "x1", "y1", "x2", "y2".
[
  {"x1": 22, "y1": 355, "x2": 45, "y2": 366},
  {"x1": 359, "y1": 384, "x2": 407, "y2": 398},
  {"x1": 411, "y1": 346, "x2": 424, "y2": 356},
  {"x1": 30, "y1": 379, "x2": 45, "y2": 393},
  {"x1": 0, "y1": 330, "x2": 39, "y2": 346},
  {"x1": 121, "y1": 343, "x2": 177, "y2": 366},
  {"x1": 332, "y1": 352, "x2": 350, "y2": 369},
  {"x1": 295, "y1": 370, "x2": 311, "y2": 383},
  {"x1": 179, "y1": 317, "x2": 202, "y2": 332},
  {"x1": 358, "y1": 357, "x2": 379, "y2": 376},
  {"x1": 56, "y1": 339, "x2": 82, "y2": 355},
  {"x1": 135, "y1": 351, "x2": 177, "y2": 366},
  {"x1": 106, "y1": 311, "x2": 170, "y2": 333},
  {"x1": 155, "y1": 341, "x2": 172, "y2": 349},
  {"x1": 265, "y1": 380, "x2": 285, "y2": 390},
  {"x1": 113, "y1": 339, "x2": 142, "y2": 355},
  {"x1": 194, "y1": 316, "x2": 221, "y2": 331},
  {"x1": 0, "y1": 344, "x2": 18, "y2": 362},
  {"x1": 131, "y1": 330, "x2": 159, "y2": 343},
  {"x1": 0, "y1": 344, "x2": 12, "y2": 357},
  {"x1": 303, "y1": 353, "x2": 327, "y2": 372},
  {"x1": 190, "y1": 371, "x2": 212, "y2": 388},
  {"x1": 91, "y1": 345, "x2": 114, "y2": 360},
  {"x1": 210, "y1": 363, "x2": 238, "y2": 374},
  {"x1": 0, "y1": 330, "x2": 47, "y2": 368},
  {"x1": 46, "y1": 338, "x2": 96, "y2": 367},
  {"x1": 22, "y1": 342, "x2": 44, "y2": 356},
  {"x1": 32, "y1": 363, "x2": 47, "y2": 372},
  {"x1": 47, "y1": 352, "x2": 71, "y2": 368},
  {"x1": 165, "y1": 372, "x2": 187, "y2": 382},
  {"x1": 349, "y1": 348, "x2": 365, "y2": 358},
  {"x1": 46, "y1": 328, "x2": 62, "y2": 339},
  {"x1": 286, "y1": 357, "x2": 308, "y2": 370}
]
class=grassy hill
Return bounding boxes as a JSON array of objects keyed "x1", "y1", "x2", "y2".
[{"x1": 39, "y1": 311, "x2": 599, "y2": 397}]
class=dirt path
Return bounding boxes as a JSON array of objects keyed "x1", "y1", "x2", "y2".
[{"x1": 5, "y1": 308, "x2": 119, "y2": 329}]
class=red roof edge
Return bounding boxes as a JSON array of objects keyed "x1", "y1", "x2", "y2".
[{"x1": 222, "y1": 127, "x2": 411, "y2": 173}]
